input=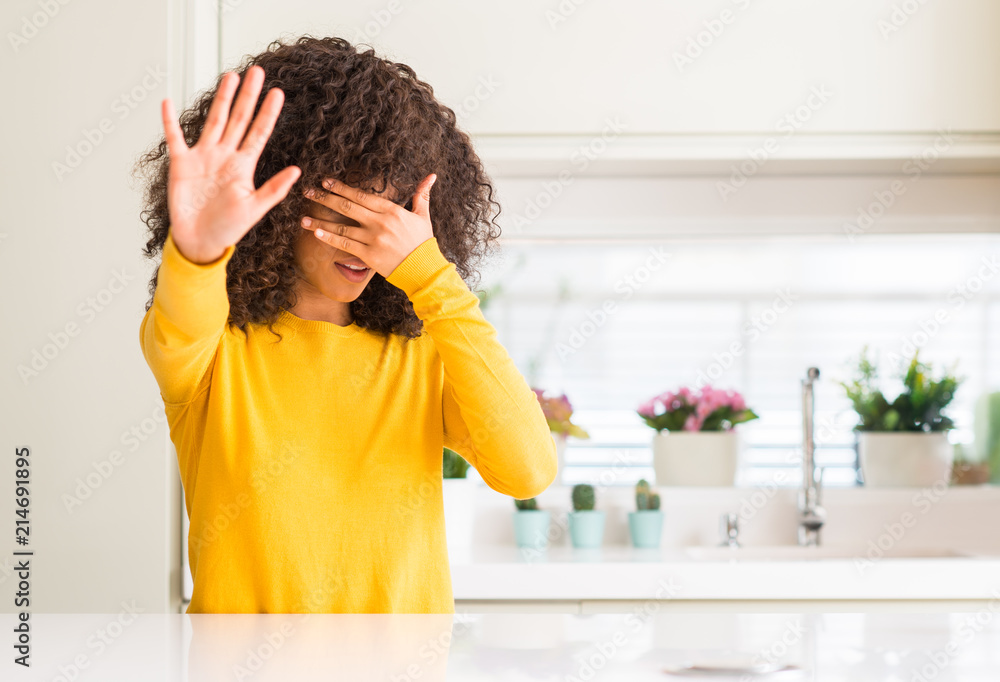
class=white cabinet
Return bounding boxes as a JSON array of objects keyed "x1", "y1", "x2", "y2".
[{"x1": 221, "y1": 0, "x2": 1000, "y2": 136}]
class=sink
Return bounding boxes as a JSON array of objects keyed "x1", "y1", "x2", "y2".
[{"x1": 684, "y1": 545, "x2": 971, "y2": 561}]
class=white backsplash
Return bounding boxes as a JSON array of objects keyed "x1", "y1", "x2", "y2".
[{"x1": 463, "y1": 480, "x2": 1000, "y2": 553}]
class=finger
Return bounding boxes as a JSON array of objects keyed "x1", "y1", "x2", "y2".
[
  {"x1": 220, "y1": 65, "x2": 265, "y2": 149},
  {"x1": 311, "y1": 225, "x2": 370, "y2": 259},
  {"x1": 321, "y1": 177, "x2": 399, "y2": 214},
  {"x1": 249, "y1": 165, "x2": 301, "y2": 221},
  {"x1": 304, "y1": 186, "x2": 378, "y2": 226},
  {"x1": 238, "y1": 87, "x2": 284, "y2": 163},
  {"x1": 161, "y1": 98, "x2": 188, "y2": 158},
  {"x1": 199, "y1": 71, "x2": 239, "y2": 146},
  {"x1": 410, "y1": 173, "x2": 437, "y2": 218},
  {"x1": 300, "y1": 216, "x2": 371, "y2": 246}
]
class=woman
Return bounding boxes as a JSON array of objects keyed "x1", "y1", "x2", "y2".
[{"x1": 134, "y1": 35, "x2": 556, "y2": 613}]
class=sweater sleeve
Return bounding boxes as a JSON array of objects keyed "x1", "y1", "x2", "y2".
[
  {"x1": 386, "y1": 237, "x2": 558, "y2": 500},
  {"x1": 139, "y1": 230, "x2": 236, "y2": 405}
]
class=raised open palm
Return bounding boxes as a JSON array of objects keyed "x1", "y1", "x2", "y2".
[{"x1": 162, "y1": 64, "x2": 301, "y2": 264}]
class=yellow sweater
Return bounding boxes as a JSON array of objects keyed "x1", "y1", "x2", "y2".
[{"x1": 139, "y1": 230, "x2": 557, "y2": 613}]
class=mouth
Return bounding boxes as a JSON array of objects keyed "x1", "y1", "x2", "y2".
[{"x1": 334, "y1": 260, "x2": 370, "y2": 283}]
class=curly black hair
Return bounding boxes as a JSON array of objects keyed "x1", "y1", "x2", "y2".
[{"x1": 132, "y1": 35, "x2": 501, "y2": 339}]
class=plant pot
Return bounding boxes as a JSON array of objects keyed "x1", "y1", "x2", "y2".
[
  {"x1": 568, "y1": 510, "x2": 605, "y2": 548},
  {"x1": 858, "y1": 432, "x2": 954, "y2": 487},
  {"x1": 513, "y1": 510, "x2": 551, "y2": 550},
  {"x1": 553, "y1": 432, "x2": 568, "y2": 484},
  {"x1": 441, "y1": 477, "x2": 475, "y2": 551},
  {"x1": 652, "y1": 431, "x2": 739, "y2": 486},
  {"x1": 628, "y1": 510, "x2": 664, "y2": 548}
]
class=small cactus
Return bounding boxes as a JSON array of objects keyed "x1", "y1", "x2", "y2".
[
  {"x1": 635, "y1": 479, "x2": 661, "y2": 511},
  {"x1": 572, "y1": 484, "x2": 596, "y2": 511},
  {"x1": 515, "y1": 497, "x2": 539, "y2": 511}
]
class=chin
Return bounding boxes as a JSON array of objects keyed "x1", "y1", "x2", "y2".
[
  {"x1": 313, "y1": 279, "x2": 370, "y2": 303},
  {"x1": 324, "y1": 288, "x2": 366, "y2": 303},
  {"x1": 320, "y1": 268, "x2": 378, "y2": 299}
]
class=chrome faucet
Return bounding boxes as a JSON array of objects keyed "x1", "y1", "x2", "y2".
[
  {"x1": 799, "y1": 367, "x2": 825, "y2": 546},
  {"x1": 719, "y1": 512, "x2": 740, "y2": 548}
]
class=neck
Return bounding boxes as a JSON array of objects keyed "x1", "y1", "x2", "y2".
[{"x1": 287, "y1": 282, "x2": 354, "y2": 327}]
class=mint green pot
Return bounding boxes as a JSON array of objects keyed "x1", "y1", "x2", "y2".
[
  {"x1": 568, "y1": 510, "x2": 606, "y2": 548},
  {"x1": 513, "y1": 510, "x2": 551, "y2": 549},
  {"x1": 628, "y1": 510, "x2": 664, "y2": 548}
]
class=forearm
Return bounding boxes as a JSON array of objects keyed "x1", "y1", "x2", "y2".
[
  {"x1": 139, "y1": 228, "x2": 235, "y2": 404},
  {"x1": 388, "y1": 238, "x2": 558, "y2": 498}
]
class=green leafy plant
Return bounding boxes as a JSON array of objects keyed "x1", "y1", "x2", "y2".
[
  {"x1": 442, "y1": 447, "x2": 470, "y2": 478},
  {"x1": 571, "y1": 484, "x2": 595, "y2": 511},
  {"x1": 635, "y1": 479, "x2": 660, "y2": 511},
  {"x1": 514, "y1": 497, "x2": 539, "y2": 511},
  {"x1": 974, "y1": 392, "x2": 1000, "y2": 483},
  {"x1": 840, "y1": 346, "x2": 962, "y2": 432},
  {"x1": 475, "y1": 282, "x2": 504, "y2": 310}
]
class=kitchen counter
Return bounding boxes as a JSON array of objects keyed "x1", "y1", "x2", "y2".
[
  {"x1": 448, "y1": 484, "x2": 1000, "y2": 609},
  {"x1": 449, "y1": 545, "x2": 1000, "y2": 605},
  {"x1": 13, "y1": 611, "x2": 1000, "y2": 680}
]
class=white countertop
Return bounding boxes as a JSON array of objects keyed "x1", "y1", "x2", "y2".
[
  {"x1": 16, "y1": 611, "x2": 1000, "y2": 680},
  {"x1": 450, "y1": 545, "x2": 1000, "y2": 601}
]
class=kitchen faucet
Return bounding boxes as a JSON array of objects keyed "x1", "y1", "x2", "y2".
[
  {"x1": 719, "y1": 512, "x2": 740, "y2": 548},
  {"x1": 799, "y1": 367, "x2": 825, "y2": 546}
]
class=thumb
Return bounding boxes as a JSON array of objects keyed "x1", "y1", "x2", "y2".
[
  {"x1": 410, "y1": 173, "x2": 436, "y2": 218},
  {"x1": 251, "y1": 164, "x2": 301, "y2": 221}
]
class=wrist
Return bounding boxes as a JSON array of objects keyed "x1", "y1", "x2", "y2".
[
  {"x1": 385, "y1": 237, "x2": 450, "y2": 295},
  {"x1": 168, "y1": 229, "x2": 230, "y2": 266}
]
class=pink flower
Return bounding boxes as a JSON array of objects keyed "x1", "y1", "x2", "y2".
[
  {"x1": 637, "y1": 398, "x2": 658, "y2": 418},
  {"x1": 729, "y1": 392, "x2": 746, "y2": 412},
  {"x1": 639, "y1": 384, "x2": 753, "y2": 433},
  {"x1": 695, "y1": 400, "x2": 712, "y2": 419}
]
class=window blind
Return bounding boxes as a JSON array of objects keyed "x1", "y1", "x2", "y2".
[{"x1": 480, "y1": 235, "x2": 999, "y2": 487}]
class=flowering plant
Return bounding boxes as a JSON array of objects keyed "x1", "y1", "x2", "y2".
[
  {"x1": 532, "y1": 388, "x2": 590, "y2": 439},
  {"x1": 637, "y1": 386, "x2": 759, "y2": 433}
]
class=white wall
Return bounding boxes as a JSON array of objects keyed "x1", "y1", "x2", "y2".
[{"x1": 0, "y1": 0, "x2": 196, "y2": 612}]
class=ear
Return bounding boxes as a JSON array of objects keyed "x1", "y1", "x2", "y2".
[{"x1": 410, "y1": 173, "x2": 437, "y2": 218}]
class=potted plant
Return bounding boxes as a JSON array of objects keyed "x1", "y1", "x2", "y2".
[
  {"x1": 568, "y1": 484, "x2": 604, "y2": 548},
  {"x1": 512, "y1": 497, "x2": 551, "y2": 550},
  {"x1": 442, "y1": 447, "x2": 474, "y2": 551},
  {"x1": 637, "y1": 386, "x2": 759, "y2": 486},
  {"x1": 532, "y1": 388, "x2": 590, "y2": 484},
  {"x1": 840, "y1": 347, "x2": 962, "y2": 487},
  {"x1": 628, "y1": 479, "x2": 664, "y2": 548},
  {"x1": 974, "y1": 391, "x2": 1000, "y2": 484},
  {"x1": 951, "y1": 443, "x2": 991, "y2": 485}
]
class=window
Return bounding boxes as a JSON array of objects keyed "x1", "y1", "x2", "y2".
[{"x1": 479, "y1": 234, "x2": 999, "y2": 486}]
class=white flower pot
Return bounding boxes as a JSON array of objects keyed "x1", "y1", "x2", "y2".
[
  {"x1": 858, "y1": 432, "x2": 953, "y2": 487},
  {"x1": 442, "y1": 477, "x2": 475, "y2": 551},
  {"x1": 553, "y1": 432, "x2": 568, "y2": 484},
  {"x1": 653, "y1": 431, "x2": 739, "y2": 486}
]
